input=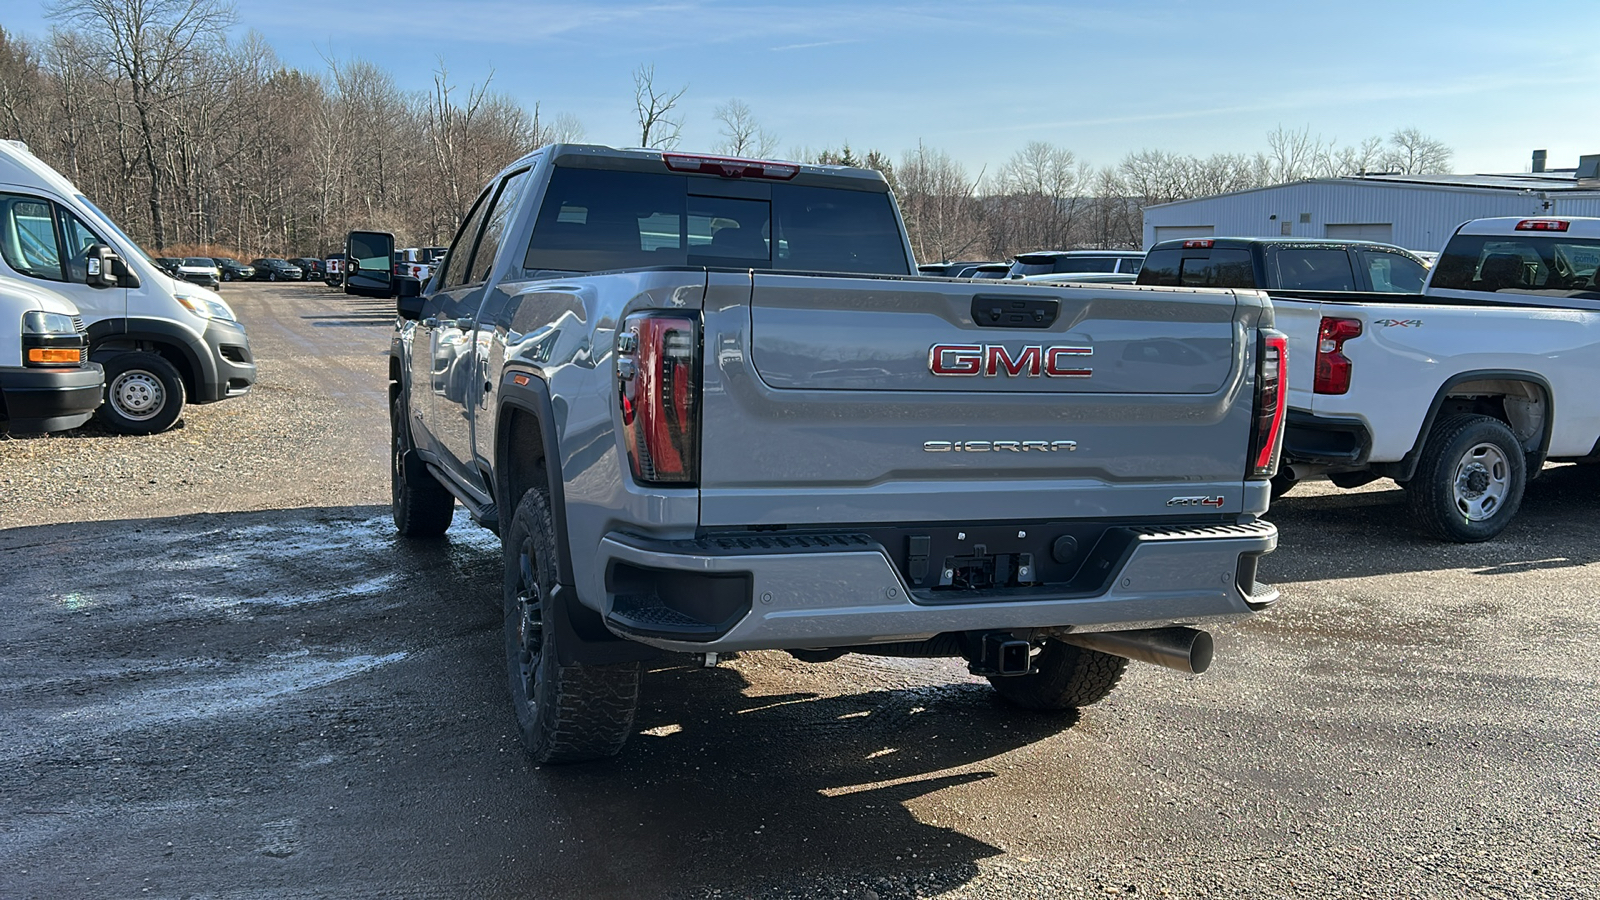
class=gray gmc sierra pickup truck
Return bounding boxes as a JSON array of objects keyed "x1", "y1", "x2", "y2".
[{"x1": 385, "y1": 145, "x2": 1287, "y2": 763}]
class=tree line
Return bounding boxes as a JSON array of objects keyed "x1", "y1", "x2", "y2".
[{"x1": 0, "y1": 2, "x2": 1453, "y2": 263}]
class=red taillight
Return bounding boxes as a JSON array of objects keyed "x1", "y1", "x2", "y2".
[
  {"x1": 1515, "y1": 219, "x2": 1569, "y2": 232},
  {"x1": 1182, "y1": 239, "x2": 1214, "y2": 249},
  {"x1": 618, "y1": 313, "x2": 700, "y2": 484},
  {"x1": 1249, "y1": 332, "x2": 1288, "y2": 478},
  {"x1": 1314, "y1": 316, "x2": 1362, "y2": 395},
  {"x1": 662, "y1": 152, "x2": 800, "y2": 180}
]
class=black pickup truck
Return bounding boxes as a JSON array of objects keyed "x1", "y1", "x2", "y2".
[{"x1": 1135, "y1": 237, "x2": 1429, "y2": 293}]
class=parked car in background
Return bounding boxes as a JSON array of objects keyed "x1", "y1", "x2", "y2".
[
  {"x1": 176, "y1": 257, "x2": 221, "y2": 290},
  {"x1": 250, "y1": 258, "x2": 302, "y2": 281},
  {"x1": 918, "y1": 260, "x2": 994, "y2": 278},
  {"x1": 0, "y1": 139, "x2": 256, "y2": 434},
  {"x1": 212, "y1": 258, "x2": 255, "y2": 282},
  {"x1": 1135, "y1": 237, "x2": 1428, "y2": 294},
  {"x1": 286, "y1": 257, "x2": 322, "y2": 281},
  {"x1": 323, "y1": 252, "x2": 344, "y2": 287},
  {"x1": 154, "y1": 257, "x2": 183, "y2": 277},
  {"x1": 968, "y1": 263, "x2": 1012, "y2": 279},
  {"x1": 1008, "y1": 250, "x2": 1145, "y2": 279},
  {"x1": 0, "y1": 273, "x2": 103, "y2": 434}
]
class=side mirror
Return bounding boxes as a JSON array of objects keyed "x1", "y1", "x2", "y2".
[
  {"x1": 84, "y1": 244, "x2": 120, "y2": 289},
  {"x1": 345, "y1": 229, "x2": 395, "y2": 298},
  {"x1": 397, "y1": 294, "x2": 425, "y2": 321}
]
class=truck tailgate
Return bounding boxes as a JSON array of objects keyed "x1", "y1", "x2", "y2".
[{"x1": 699, "y1": 274, "x2": 1263, "y2": 527}]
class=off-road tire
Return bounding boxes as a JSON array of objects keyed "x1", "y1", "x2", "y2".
[
  {"x1": 1405, "y1": 414, "x2": 1525, "y2": 543},
  {"x1": 97, "y1": 351, "x2": 185, "y2": 435},
  {"x1": 988, "y1": 639, "x2": 1128, "y2": 711},
  {"x1": 504, "y1": 489, "x2": 641, "y2": 764},
  {"x1": 390, "y1": 393, "x2": 454, "y2": 536}
]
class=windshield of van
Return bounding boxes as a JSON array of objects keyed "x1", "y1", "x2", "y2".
[
  {"x1": 1431, "y1": 234, "x2": 1600, "y2": 300},
  {"x1": 74, "y1": 194, "x2": 158, "y2": 268}
]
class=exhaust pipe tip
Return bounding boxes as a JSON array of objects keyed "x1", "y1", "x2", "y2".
[{"x1": 1059, "y1": 627, "x2": 1213, "y2": 675}]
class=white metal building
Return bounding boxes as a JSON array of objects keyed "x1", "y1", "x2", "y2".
[{"x1": 1142, "y1": 162, "x2": 1600, "y2": 253}]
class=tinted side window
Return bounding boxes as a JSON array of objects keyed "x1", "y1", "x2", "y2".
[
  {"x1": 1358, "y1": 250, "x2": 1426, "y2": 292},
  {"x1": 469, "y1": 168, "x2": 532, "y2": 284},
  {"x1": 0, "y1": 193, "x2": 64, "y2": 281},
  {"x1": 1275, "y1": 248, "x2": 1355, "y2": 290},
  {"x1": 441, "y1": 189, "x2": 493, "y2": 288},
  {"x1": 1180, "y1": 249, "x2": 1255, "y2": 287}
]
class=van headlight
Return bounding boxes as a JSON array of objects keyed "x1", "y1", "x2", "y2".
[
  {"x1": 175, "y1": 292, "x2": 236, "y2": 322},
  {"x1": 21, "y1": 310, "x2": 86, "y2": 366}
]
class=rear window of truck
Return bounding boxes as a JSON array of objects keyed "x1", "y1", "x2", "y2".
[
  {"x1": 1430, "y1": 235, "x2": 1600, "y2": 299},
  {"x1": 523, "y1": 167, "x2": 911, "y2": 276},
  {"x1": 1137, "y1": 248, "x2": 1255, "y2": 288}
]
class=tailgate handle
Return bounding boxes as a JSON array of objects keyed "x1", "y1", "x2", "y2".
[{"x1": 971, "y1": 294, "x2": 1059, "y2": 329}]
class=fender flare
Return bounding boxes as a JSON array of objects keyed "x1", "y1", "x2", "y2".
[
  {"x1": 1386, "y1": 369, "x2": 1554, "y2": 482},
  {"x1": 495, "y1": 371, "x2": 657, "y2": 665},
  {"x1": 494, "y1": 371, "x2": 575, "y2": 586},
  {"x1": 87, "y1": 317, "x2": 214, "y2": 396}
]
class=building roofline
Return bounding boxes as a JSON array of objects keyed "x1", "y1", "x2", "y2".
[{"x1": 1145, "y1": 176, "x2": 1600, "y2": 211}]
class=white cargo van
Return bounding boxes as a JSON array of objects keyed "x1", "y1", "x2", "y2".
[
  {"x1": 0, "y1": 273, "x2": 103, "y2": 433},
  {"x1": 0, "y1": 140, "x2": 256, "y2": 434}
]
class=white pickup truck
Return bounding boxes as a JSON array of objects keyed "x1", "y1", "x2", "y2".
[{"x1": 1140, "y1": 219, "x2": 1600, "y2": 542}]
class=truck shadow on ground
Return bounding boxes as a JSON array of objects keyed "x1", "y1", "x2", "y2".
[
  {"x1": 1262, "y1": 462, "x2": 1600, "y2": 584},
  {"x1": 0, "y1": 505, "x2": 1075, "y2": 899}
]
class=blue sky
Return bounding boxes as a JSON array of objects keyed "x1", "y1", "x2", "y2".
[{"x1": 9, "y1": 0, "x2": 1599, "y2": 178}]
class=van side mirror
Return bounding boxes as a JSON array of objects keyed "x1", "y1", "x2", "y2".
[{"x1": 84, "y1": 244, "x2": 122, "y2": 289}]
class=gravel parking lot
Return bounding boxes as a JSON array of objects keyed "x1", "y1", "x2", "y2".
[{"x1": 1, "y1": 282, "x2": 1597, "y2": 899}]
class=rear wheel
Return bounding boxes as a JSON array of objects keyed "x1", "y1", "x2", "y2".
[
  {"x1": 1405, "y1": 414, "x2": 1525, "y2": 542},
  {"x1": 988, "y1": 639, "x2": 1128, "y2": 711},
  {"x1": 504, "y1": 489, "x2": 641, "y2": 764},
  {"x1": 97, "y1": 351, "x2": 184, "y2": 435},
  {"x1": 390, "y1": 393, "x2": 455, "y2": 536}
]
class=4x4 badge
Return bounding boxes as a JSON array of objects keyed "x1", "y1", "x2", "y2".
[{"x1": 1167, "y1": 496, "x2": 1224, "y2": 507}]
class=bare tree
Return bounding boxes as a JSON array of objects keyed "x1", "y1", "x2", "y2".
[
  {"x1": 1383, "y1": 127, "x2": 1453, "y2": 175},
  {"x1": 898, "y1": 142, "x2": 985, "y2": 263},
  {"x1": 632, "y1": 63, "x2": 685, "y2": 150},
  {"x1": 712, "y1": 98, "x2": 777, "y2": 157},
  {"x1": 994, "y1": 141, "x2": 1089, "y2": 253},
  {"x1": 48, "y1": 0, "x2": 238, "y2": 250}
]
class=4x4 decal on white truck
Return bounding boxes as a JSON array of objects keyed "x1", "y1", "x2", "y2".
[{"x1": 1374, "y1": 319, "x2": 1424, "y2": 327}]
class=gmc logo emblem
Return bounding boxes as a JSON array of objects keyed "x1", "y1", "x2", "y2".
[{"x1": 929, "y1": 344, "x2": 1093, "y2": 377}]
